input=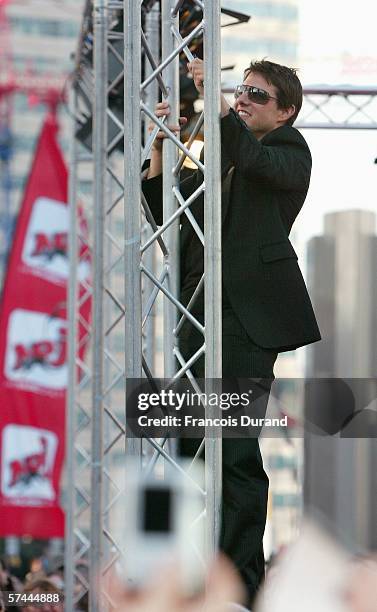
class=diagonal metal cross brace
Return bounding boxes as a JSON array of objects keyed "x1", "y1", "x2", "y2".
[
  {"x1": 142, "y1": 267, "x2": 168, "y2": 326},
  {"x1": 141, "y1": 29, "x2": 168, "y2": 97},
  {"x1": 174, "y1": 111, "x2": 204, "y2": 174},
  {"x1": 175, "y1": 274, "x2": 204, "y2": 336},
  {"x1": 141, "y1": 182, "x2": 205, "y2": 253},
  {"x1": 141, "y1": 21, "x2": 204, "y2": 91},
  {"x1": 173, "y1": 185, "x2": 204, "y2": 245},
  {"x1": 142, "y1": 102, "x2": 205, "y2": 171},
  {"x1": 141, "y1": 263, "x2": 204, "y2": 334}
]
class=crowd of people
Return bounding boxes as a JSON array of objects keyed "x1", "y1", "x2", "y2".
[
  {"x1": 0, "y1": 555, "x2": 86, "y2": 612},
  {"x1": 0, "y1": 552, "x2": 248, "y2": 612},
  {"x1": 0, "y1": 539, "x2": 376, "y2": 612}
]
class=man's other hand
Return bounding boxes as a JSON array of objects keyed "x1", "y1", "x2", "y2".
[
  {"x1": 149, "y1": 101, "x2": 188, "y2": 152},
  {"x1": 187, "y1": 58, "x2": 204, "y2": 96},
  {"x1": 108, "y1": 555, "x2": 246, "y2": 612}
]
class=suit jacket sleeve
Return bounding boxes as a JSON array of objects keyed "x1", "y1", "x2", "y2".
[
  {"x1": 141, "y1": 161, "x2": 201, "y2": 226},
  {"x1": 141, "y1": 165, "x2": 164, "y2": 226},
  {"x1": 221, "y1": 108, "x2": 311, "y2": 192}
]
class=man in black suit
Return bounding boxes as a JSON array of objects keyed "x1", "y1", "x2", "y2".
[{"x1": 142, "y1": 59, "x2": 321, "y2": 606}]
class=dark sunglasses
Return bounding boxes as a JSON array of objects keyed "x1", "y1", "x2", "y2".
[{"x1": 234, "y1": 84, "x2": 278, "y2": 105}]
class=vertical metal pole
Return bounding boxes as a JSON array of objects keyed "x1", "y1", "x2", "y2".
[
  {"x1": 91, "y1": 1, "x2": 107, "y2": 609},
  {"x1": 203, "y1": 0, "x2": 222, "y2": 558},
  {"x1": 161, "y1": 0, "x2": 180, "y2": 378},
  {"x1": 65, "y1": 86, "x2": 79, "y2": 612},
  {"x1": 103, "y1": 159, "x2": 113, "y2": 538},
  {"x1": 143, "y1": 6, "x2": 160, "y2": 141},
  {"x1": 143, "y1": 4, "x2": 160, "y2": 372},
  {"x1": 124, "y1": 0, "x2": 142, "y2": 456}
]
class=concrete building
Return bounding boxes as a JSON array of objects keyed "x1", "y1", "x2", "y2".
[
  {"x1": 0, "y1": 0, "x2": 84, "y2": 286},
  {"x1": 305, "y1": 210, "x2": 377, "y2": 550}
]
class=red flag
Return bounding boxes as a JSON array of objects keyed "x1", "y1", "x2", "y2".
[{"x1": 0, "y1": 113, "x2": 89, "y2": 538}]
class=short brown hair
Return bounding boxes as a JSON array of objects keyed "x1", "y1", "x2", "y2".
[{"x1": 244, "y1": 59, "x2": 302, "y2": 125}]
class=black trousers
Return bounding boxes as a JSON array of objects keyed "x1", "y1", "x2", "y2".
[{"x1": 179, "y1": 304, "x2": 278, "y2": 606}]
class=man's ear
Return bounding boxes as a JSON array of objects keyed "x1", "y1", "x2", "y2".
[{"x1": 278, "y1": 104, "x2": 296, "y2": 124}]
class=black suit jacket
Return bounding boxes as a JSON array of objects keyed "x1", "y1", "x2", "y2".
[{"x1": 142, "y1": 108, "x2": 321, "y2": 352}]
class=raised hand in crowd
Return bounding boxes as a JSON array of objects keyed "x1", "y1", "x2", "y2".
[{"x1": 109, "y1": 555, "x2": 247, "y2": 612}]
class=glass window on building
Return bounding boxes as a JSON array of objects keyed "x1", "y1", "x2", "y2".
[
  {"x1": 10, "y1": 16, "x2": 79, "y2": 38},
  {"x1": 10, "y1": 175, "x2": 27, "y2": 190},
  {"x1": 223, "y1": 2, "x2": 298, "y2": 21},
  {"x1": 273, "y1": 493, "x2": 299, "y2": 507},
  {"x1": 268, "y1": 454, "x2": 297, "y2": 469},
  {"x1": 41, "y1": 20, "x2": 60, "y2": 37},
  {"x1": 13, "y1": 134, "x2": 37, "y2": 152},
  {"x1": 13, "y1": 56, "x2": 73, "y2": 76},
  {"x1": 79, "y1": 180, "x2": 93, "y2": 194}
]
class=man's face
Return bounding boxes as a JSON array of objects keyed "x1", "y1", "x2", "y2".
[{"x1": 233, "y1": 71, "x2": 290, "y2": 139}]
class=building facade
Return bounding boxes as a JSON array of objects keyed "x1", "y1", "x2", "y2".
[
  {"x1": 0, "y1": 0, "x2": 83, "y2": 286},
  {"x1": 305, "y1": 209, "x2": 377, "y2": 550}
]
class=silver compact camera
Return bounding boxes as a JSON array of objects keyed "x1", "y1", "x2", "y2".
[{"x1": 118, "y1": 458, "x2": 206, "y2": 595}]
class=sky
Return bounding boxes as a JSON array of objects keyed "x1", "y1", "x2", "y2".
[
  {"x1": 299, "y1": 0, "x2": 377, "y2": 86},
  {"x1": 295, "y1": 0, "x2": 377, "y2": 245},
  {"x1": 221, "y1": 1, "x2": 377, "y2": 245}
]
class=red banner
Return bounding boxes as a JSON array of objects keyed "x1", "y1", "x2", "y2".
[{"x1": 0, "y1": 113, "x2": 89, "y2": 538}]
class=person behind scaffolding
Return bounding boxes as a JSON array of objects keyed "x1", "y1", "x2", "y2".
[{"x1": 142, "y1": 58, "x2": 321, "y2": 607}]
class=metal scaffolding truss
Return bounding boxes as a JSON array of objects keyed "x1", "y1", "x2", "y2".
[
  {"x1": 298, "y1": 86, "x2": 377, "y2": 129},
  {"x1": 66, "y1": 3, "x2": 377, "y2": 610},
  {"x1": 222, "y1": 86, "x2": 377, "y2": 129},
  {"x1": 124, "y1": 0, "x2": 223, "y2": 568},
  {"x1": 66, "y1": 89, "x2": 94, "y2": 611},
  {"x1": 66, "y1": 1, "x2": 222, "y2": 610}
]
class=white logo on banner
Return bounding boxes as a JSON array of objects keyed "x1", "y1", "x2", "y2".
[
  {"x1": 1, "y1": 424, "x2": 57, "y2": 502},
  {"x1": 22, "y1": 196, "x2": 90, "y2": 281},
  {"x1": 5, "y1": 309, "x2": 67, "y2": 390}
]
